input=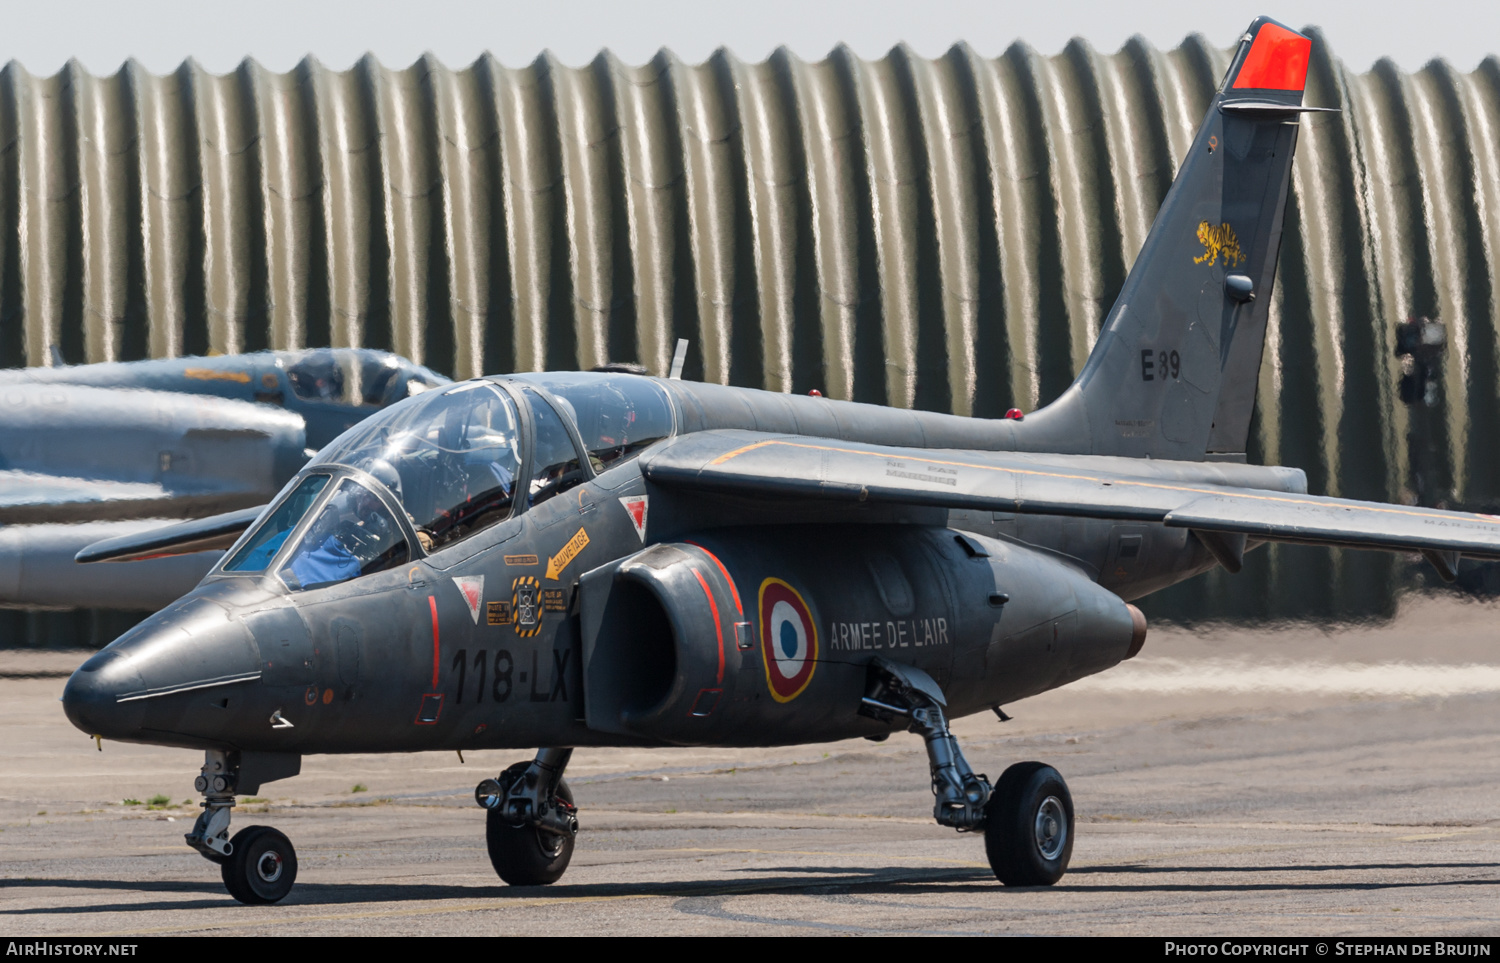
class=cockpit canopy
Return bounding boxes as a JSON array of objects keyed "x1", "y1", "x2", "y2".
[
  {"x1": 310, "y1": 380, "x2": 523, "y2": 550},
  {"x1": 514, "y1": 371, "x2": 674, "y2": 474},
  {"x1": 285, "y1": 348, "x2": 447, "y2": 407},
  {"x1": 218, "y1": 372, "x2": 674, "y2": 593}
]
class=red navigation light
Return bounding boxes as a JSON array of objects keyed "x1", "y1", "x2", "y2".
[{"x1": 1004, "y1": 408, "x2": 1024, "y2": 421}]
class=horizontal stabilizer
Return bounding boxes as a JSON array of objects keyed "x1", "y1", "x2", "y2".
[
  {"x1": 641, "y1": 430, "x2": 1500, "y2": 561},
  {"x1": 1163, "y1": 496, "x2": 1500, "y2": 558},
  {"x1": 75, "y1": 506, "x2": 265, "y2": 563},
  {"x1": 0, "y1": 472, "x2": 172, "y2": 525}
]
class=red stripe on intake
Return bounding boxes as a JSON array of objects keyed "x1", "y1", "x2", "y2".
[
  {"x1": 1232, "y1": 22, "x2": 1311, "y2": 91},
  {"x1": 428, "y1": 595, "x2": 440, "y2": 690},
  {"x1": 691, "y1": 568, "x2": 725, "y2": 686},
  {"x1": 683, "y1": 540, "x2": 743, "y2": 616}
]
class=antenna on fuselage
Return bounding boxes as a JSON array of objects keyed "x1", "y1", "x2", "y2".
[{"x1": 668, "y1": 339, "x2": 689, "y2": 380}]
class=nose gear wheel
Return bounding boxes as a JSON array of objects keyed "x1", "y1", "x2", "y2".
[
  {"x1": 477, "y1": 749, "x2": 579, "y2": 885},
  {"x1": 484, "y1": 767, "x2": 576, "y2": 885},
  {"x1": 221, "y1": 825, "x2": 299, "y2": 904}
]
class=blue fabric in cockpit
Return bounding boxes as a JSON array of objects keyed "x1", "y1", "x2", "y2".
[{"x1": 288, "y1": 536, "x2": 361, "y2": 588}]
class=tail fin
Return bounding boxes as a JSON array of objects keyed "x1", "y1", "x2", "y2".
[{"x1": 1022, "y1": 18, "x2": 1325, "y2": 461}]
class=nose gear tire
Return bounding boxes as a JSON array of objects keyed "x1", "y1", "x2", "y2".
[
  {"x1": 983, "y1": 762, "x2": 1073, "y2": 887},
  {"x1": 221, "y1": 826, "x2": 299, "y2": 904},
  {"x1": 485, "y1": 777, "x2": 575, "y2": 885}
]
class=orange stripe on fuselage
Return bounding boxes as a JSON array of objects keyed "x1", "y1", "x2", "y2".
[
  {"x1": 691, "y1": 568, "x2": 725, "y2": 686},
  {"x1": 683, "y1": 540, "x2": 744, "y2": 617},
  {"x1": 428, "y1": 595, "x2": 440, "y2": 690}
]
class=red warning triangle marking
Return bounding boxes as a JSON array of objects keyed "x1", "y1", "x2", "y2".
[
  {"x1": 619, "y1": 495, "x2": 648, "y2": 541},
  {"x1": 452, "y1": 576, "x2": 484, "y2": 624}
]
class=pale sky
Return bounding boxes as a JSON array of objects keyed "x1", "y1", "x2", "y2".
[{"x1": 0, "y1": 1, "x2": 1490, "y2": 78}]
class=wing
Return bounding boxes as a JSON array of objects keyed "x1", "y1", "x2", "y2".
[
  {"x1": 0, "y1": 469, "x2": 264, "y2": 525},
  {"x1": 0, "y1": 471, "x2": 178, "y2": 525},
  {"x1": 75, "y1": 506, "x2": 266, "y2": 563},
  {"x1": 639, "y1": 430, "x2": 1500, "y2": 560}
]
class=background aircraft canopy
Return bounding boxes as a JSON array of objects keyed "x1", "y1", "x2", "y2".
[{"x1": 286, "y1": 348, "x2": 446, "y2": 408}]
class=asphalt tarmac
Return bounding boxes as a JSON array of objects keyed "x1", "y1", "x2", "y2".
[{"x1": 4, "y1": 594, "x2": 1500, "y2": 936}]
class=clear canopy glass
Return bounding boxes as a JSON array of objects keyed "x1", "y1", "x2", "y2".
[
  {"x1": 515, "y1": 372, "x2": 674, "y2": 472},
  {"x1": 223, "y1": 474, "x2": 331, "y2": 573},
  {"x1": 309, "y1": 381, "x2": 523, "y2": 551},
  {"x1": 278, "y1": 478, "x2": 410, "y2": 591}
]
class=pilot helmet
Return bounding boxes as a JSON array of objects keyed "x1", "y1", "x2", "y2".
[{"x1": 365, "y1": 459, "x2": 404, "y2": 500}]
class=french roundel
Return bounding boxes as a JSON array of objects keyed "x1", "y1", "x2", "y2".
[{"x1": 759, "y1": 578, "x2": 818, "y2": 703}]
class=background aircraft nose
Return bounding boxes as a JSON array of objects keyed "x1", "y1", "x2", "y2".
[{"x1": 62, "y1": 648, "x2": 148, "y2": 740}]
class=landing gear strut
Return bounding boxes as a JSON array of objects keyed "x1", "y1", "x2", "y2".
[
  {"x1": 475, "y1": 747, "x2": 578, "y2": 885},
  {"x1": 861, "y1": 658, "x2": 991, "y2": 829},
  {"x1": 861, "y1": 659, "x2": 1074, "y2": 886},
  {"x1": 186, "y1": 750, "x2": 299, "y2": 904}
]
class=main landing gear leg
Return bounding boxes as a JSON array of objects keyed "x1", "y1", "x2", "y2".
[
  {"x1": 860, "y1": 658, "x2": 991, "y2": 830},
  {"x1": 475, "y1": 747, "x2": 578, "y2": 885},
  {"x1": 186, "y1": 750, "x2": 299, "y2": 905},
  {"x1": 860, "y1": 658, "x2": 1074, "y2": 886}
]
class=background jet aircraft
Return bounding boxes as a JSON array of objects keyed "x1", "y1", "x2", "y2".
[
  {"x1": 0, "y1": 349, "x2": 447, "y2": 610},
  {"x1": 62, "y1": 19, "x2": 1493, "y2": 905}
]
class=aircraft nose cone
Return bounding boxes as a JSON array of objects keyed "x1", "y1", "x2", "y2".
[
  {"x1": 62, "y1": 590, "x2": 264, "y2": 746},
  {"x1": 62, "y1": 648, "x2": 147, "y2": 740}
]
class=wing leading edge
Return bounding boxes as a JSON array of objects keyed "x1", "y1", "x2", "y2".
[{"x1": 639, "y1": 430, "x2": 1500, "y2": 560}]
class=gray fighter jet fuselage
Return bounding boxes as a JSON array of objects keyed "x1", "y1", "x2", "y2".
[{"x1": 61, "y1": 19, "x2": 1500, "y2": 903}]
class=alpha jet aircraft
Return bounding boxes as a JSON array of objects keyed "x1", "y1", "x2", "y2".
[
  {"x1": 62, "y1": 18, "x2": 1500, "y2": 905},
  {"x1": 0, "y1": 349, "x2": 446, "y2": 610}
]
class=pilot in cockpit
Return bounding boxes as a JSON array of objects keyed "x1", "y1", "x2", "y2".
[{"x1": 282, "y1": 481, "x2": 404, "y2": 590}]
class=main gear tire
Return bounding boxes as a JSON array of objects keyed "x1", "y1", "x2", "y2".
[
  {"x1": 221, "y1": 825, "x2": 298, "y2": 904},
  {"x1": 983, "y1": 762, "x2": 1073, "y2": 887},
  {"x1": 485, "y1": 775, "x2": 575, "y2": 886}
]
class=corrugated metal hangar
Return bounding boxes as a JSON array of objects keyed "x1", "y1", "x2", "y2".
[{"x1": 2, "y1": 27, "x2": 1498, "y2": 640}]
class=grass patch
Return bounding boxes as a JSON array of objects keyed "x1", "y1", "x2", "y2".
[
  {"x1": 241, "y1": 797, "x2": 268, "y2": 804},
  {"x1": 122, "y1": 799, "x2": 141, "y2": 806},
  {"x1": 350, "y1": 784, "x2": 367, "y2": 793},
  {"x1": 329, "y1": 796, "x2": 392, "y2": 809},
  {"x1": 145, "y1": 794, "x2": 172, "y2": 809}
]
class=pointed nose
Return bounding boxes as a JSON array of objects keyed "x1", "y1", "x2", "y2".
[
  {"x1": 62, "y1": 648, "x2": 147, "y2": 739},
  {"x1": 62, "y1": 594, "x2": 263, "y2": 745}
]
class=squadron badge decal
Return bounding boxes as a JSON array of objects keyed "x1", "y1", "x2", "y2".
[
  {"x1": 1193, "y1": 220, "x2": 1244, "y2": 268},
  {"x1": 759, "y1": 577, "x2": 818, "y2": 703},
  {"x1": 512, "y1": 576, "x2": 541, "y2": 638}
]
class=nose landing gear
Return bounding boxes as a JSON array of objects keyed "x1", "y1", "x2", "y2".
[
  {"x1": 475, "y1": 747, "x2": 578, "y2": 885},
  {"x1": 185, "y1": 749, "x2": 303, "y2": 904}
]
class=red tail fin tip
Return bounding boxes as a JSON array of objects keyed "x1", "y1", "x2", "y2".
[{"x1": 1232, "y1": 22, "x2": 1311, "y2": 91}]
